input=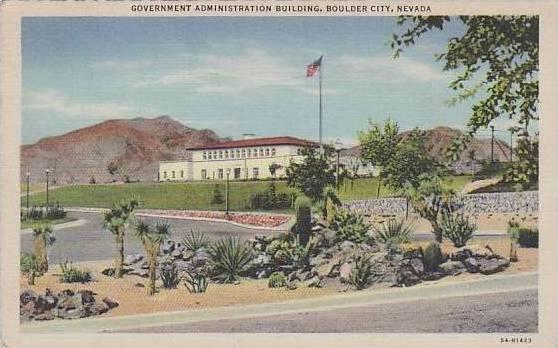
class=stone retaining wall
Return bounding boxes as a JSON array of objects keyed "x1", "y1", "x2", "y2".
[{"x1": 343, "y1": 191, "x2": 538, "y2": 216}]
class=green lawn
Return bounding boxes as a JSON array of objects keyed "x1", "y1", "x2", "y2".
[
  {"x1": 23, "y1": 176, "x2": 472, "y2": 211},
  {"x1": 20, "y1": 216, "x2": 77, "y2": 230}
]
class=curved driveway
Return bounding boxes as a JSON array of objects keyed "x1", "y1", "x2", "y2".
[{"x1": 20, "y1": 212, "x2": 283, "y2": 264}]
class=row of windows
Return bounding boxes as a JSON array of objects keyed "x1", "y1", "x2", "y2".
[
  {"x1": 201, "y1": 167, "x2": 260, "y2": 180},
  {"x1": 162, "y1": 170, "x2": 184, "y2": 179},
  {"x1": 203, "y1": 147, "x2": 276, "y2": 160}
]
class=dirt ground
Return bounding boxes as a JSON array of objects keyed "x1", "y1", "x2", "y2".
[{"x1": 21, "y1": 235, "x2": 537, "y2": 318}]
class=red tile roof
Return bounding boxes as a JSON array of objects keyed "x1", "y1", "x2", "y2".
[{"x1": 186, "y1": 136, "x2": 319, "y2": 150}]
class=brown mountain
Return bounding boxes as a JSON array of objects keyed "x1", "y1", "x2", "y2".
[
  {"x1": 21, "y1": 116, "x2": 225, "y2": 184},
  {"x1": 341, "y1": 126, "x2": 511, "y2": 173}
]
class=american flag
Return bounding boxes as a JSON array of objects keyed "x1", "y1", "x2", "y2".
[{"x1": 306, "y1": 56, "x2": 322, "y2": 77}]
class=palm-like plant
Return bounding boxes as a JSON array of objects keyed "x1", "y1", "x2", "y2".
[
  {"x1": 182, "y1": 230, "x2": 209, "y2": 252},
  {"x1": 103, "y1": 198, "x2": 139, "y2": 278},
  {"x1": 20, "y1": 252, "x2": 40, "y2": 285},
  {"x1": 32, "y1": 223, "x2": 55, "y2": 273},
  {"x1": 209, "y1": 237, "x2": 252, "y2": 283},
  {"x1": 135, "y1": 220, "x2": 170, "y2": 295}
]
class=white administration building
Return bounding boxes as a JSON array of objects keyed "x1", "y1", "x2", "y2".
[{"x1": 159, "y1": 136, "x2": 319, "y2": 181}]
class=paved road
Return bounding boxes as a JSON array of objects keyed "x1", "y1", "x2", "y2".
[
  {"x1": 20, "y1": 212, "x2": 281, "y2": 264},
  {"x1": 124, "y1": 289, "x2": 538, "y2": 333}
]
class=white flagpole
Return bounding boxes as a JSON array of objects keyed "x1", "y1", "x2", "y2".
[{"x1": 319, "y1": 55, "x2": 323, "y2": 153}]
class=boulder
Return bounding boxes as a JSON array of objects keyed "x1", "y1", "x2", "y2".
[
  {"x1": 314, "y1": 260, "x2": 339, "y2": 278},
  {"x1": 286, "y1": 280, "x2": 299, "y2": 290},
  {"x1": 478, "y1": 258, "x2": 509, "y2": 275},
  {"x1": 409, "y1": 258, "x2": 424, "y2": 277},
  {"x1": 339, "y1": 263, "x2": 353, "y2": 282},
  {"x1": 170, "y1": 249, "x2": 183, "y2": 259},
  {"x1": 450, "y1": 245, "x2": 494, "y2": 262},
  {"x1": 20, "y1": 290, "x2": 38, "y2": 305},
  {"x1": 124, "y1": 254, "x2": 143, "y2": 266},
  {"x1": 161, "y1": 240, "x2": 175, "y2": 254},
  {"x1": 182, "y1": 250, "x2": 195, "y2": 261},
  {"x1": 34, "y1": 312, "x2": 55, "y2": 321},
  {"x1": 339, "y1": 241, "x2": 356, "y2": 250},
  {"x1": 129, "y1": 268, "x2": 149, "y2": 278},
  {"x1": 421, "y1": 271, "x2": 445, "y2": 281},
  {"x1": 191, "y1": 250, "x2": 211, "y2": 268},
  {"x1": 88, "y1": 301, "x2": 109, "y2": 316},
  {"x1": 463, "y1": 257, "x2": 480, "y2": 273},
  {"x1": 439, "y1": 261, "x2": 466, "y2": 276},
  {"x1": 304, "y1": 275, "x2": 322, "y2": 288},
  {"x1": 102, "y1": 297, "x2": 119, "y2": 309},
  {"x1": 77, "y1": 290, "x2": 96, "y2": 304}
]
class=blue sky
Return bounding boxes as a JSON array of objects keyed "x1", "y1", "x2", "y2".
[{"x1": 22, "y1": 16, "x2": 509, "y2": 146}]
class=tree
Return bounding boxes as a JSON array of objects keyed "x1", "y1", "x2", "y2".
[
  {"x1": 358, "y1": 119, "x2": 400, "y2": 198},
  {"x1": 343, "y1": 155, "x2": 361, "y2": 190},
  {"x1": 503, "y1": 135, "x2": 538, "y2": 190},
  {"x1": 32, "y1": 223, "x2": 55, "y2": 273},
  {"x1": 268, "y1": 163, "x2": 282, "y2": 179},
  {"x1": 103, "y1": 198, "x2": 140, "y2": 278},
  {"x1": 285, "y1": 147, "x2": 335, "y2": 202},
  {"x1": 107, "y1": 161, "x2": 119, "y2": 181},
  {"x1": 391, "y1": 16, "x2": 538, "y2": 164},
  {"x1": 135, "y1": 220, "x2": 170, "y2": 295},
  {"x1": 210, "y1": 184, "x2": 224, "y2": 205},
  {"x1": 403, "y1": 175, "x2": 455, "y2": 242},
  {"x1": 468, "y1": 149, "x2": 477, "y2": 179}
]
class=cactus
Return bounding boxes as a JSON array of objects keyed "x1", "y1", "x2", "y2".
[
  {"x1": 294, "y1": 196, "x2": 312, "y2": 245},
  {"x1": 423, "y1": 241, "x2": 443, "y2": 272},
  {"x1": 268, "y1": 272, "x2": 287, "y2": 288},
  {"x1": 323, "y1": 187, "x2": 341, "y2": 225}
]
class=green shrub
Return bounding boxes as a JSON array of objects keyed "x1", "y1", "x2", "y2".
[
  {"x1": 294, "y1": 196, "x2": 312, "y2": 245},
  {"x1": 423, "y1": 241, "x2": 443, "y2": 272},
  {"x1": 283, "y1": 236, "x2": 318, "y2": 268},
  {"x1": 348, "y1": 255, "x2": 373, "y2": 290},
  {"x1": 372, "y1": 218, "x2": 414, "y2": 245},
  {"x1": 507, "y1": 220, "x2": 521, "y2": 242},
  {"x1": 209, "y1": 237, "x2": 252, "y2": 283},
  {"x1": 323, "y1": 187, "x2": 342, "y2": 224},
  {"x1": 331, "y1": 210, "x2": 371, "y2": 244},
  {"x1": 268, "y1": 272, "x2": 287, "y2": 288},
  {"x1": 210, "y1": 184, "x2": 225, "y2": 205},
  {"x1": 46, "y1": 202, "x2": 67, "y2": 220},
  {"x1": 184, "y1": 270, "x2": 209, "y2": 293},
  {"x1": 518, "y1": 228, "x2": 538, "y2": 248},
  {"x1": 59, "y1": 260, "x2": 92, "y2": 283},
  {"x1": 182, "y1": 230, "x2": 209, "y2": 252},
  {"x1": 20, "y1": 252, "x2": 40, "y2": 285},
  {"x1": 160, "y1": 262, "x2": 181, "y2": 289},
  {"x1": 441, "y1": 212, "x2": 477, "y2": 247},
  {"x1": 249, "y1": 182, "x2": 292, "y2": 210}
]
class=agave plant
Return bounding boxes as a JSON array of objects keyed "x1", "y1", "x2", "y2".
[
  {"x1": 208, "y1": 236, "x2": 252, "y2": 283},
  {"x1": 348, "y1": 254, "x2": 373, "y2": 290},
  {"x1": 372, "y1": 218, "x2": 415, "y2": 245},
  {"x1": 184, "y1": 269, "x2": 209, "y2": 293},
  {"x1": 182, "y1": 229, "x2": 209, "y2": 252}
]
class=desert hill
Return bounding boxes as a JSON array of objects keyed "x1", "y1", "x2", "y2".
[{"x1": 21, "y1": 116, "x2": 225, "y2": 184}]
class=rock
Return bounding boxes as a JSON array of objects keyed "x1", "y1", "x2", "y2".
[
  {"x1": 35, "y1": 295, "x2": 57, "y2": 313},
  {"x1": 174, "y1": 260, "x2": 193, "y2": 273},
  {"x1": 129, "y1": 268, "x2": 149, "y2": 278},
  {"x1": 340, "y1": 241, "x2": 356, "y2": 250},
  {"x1": 88, "y1": 302, "x2": 109, "y2": 316},
  {"x1": 286, "y1": 280, "x2": 299, "y2": 290},
  {"x1": 478, "y1": 258, "x2": 510, "y2": 275},
  {"x1": 311, "y1": 225, "x2": 323, "y2": 232},
  {"x1": 339, "y1": 263, "x2": 352, "y2": 282},
  {"x1": 161, "y1": 240, "x2": 175, "y2": 254},
  {"x1": 134, "y1": 282, "x2": 145, "y2": 288},
  {"x1": 182, "y1": 250, "x2": 195, "y2": 261},
  {"x1": 124, "y1": 254, "x2": 143, "y2": 266},
  {"x1": 77, "y1": 290, "x2": 96, "y2": 304},
  {"x1": 309, "y1": 255, "x2": 327, "y2": 267},
  {"x1": 101, "y1": 267, "x2": 116, "y2": 276},
  {"x1": 421, "y1": 271, "x2": 445, "y2": 281},
  {"x1": 409, "y1": 258, "x2": 424, "y2": 276},
  {"x1": 57, "y1": 307, "x2": 87, "y2": 320},
  {"x1": 102, "y1": 297, "x2": 119, "y2": 309},
  {"x1": 252, "y1": 254, "x2": 272, "y2": 267},
  {"x1": 439, "y1": 261, "x2": 466, "y2": 276},
  {"x1": 463, "y1": 257, "x2": 480, "y2": 273},
  {"x1": 450, "y1": 245, "x2": 494, "y2": 262},
  {"x1": 171, "y1": 249, "x2": 183, "y2": 259},
  {"x1": 58, "y1": 289, "x2": 75, "y2": 298},
  {"x1": 314, "y1": 260, "x2": 339, "y2": 278},
  {"x1": 20, "y1": 290, "x2": 38, "y2": 305},
  {"x1": 34, "y1": 312, "x2": 55, "y2": 321},
  {"x1": 304, "y1": 275, "x2": 322, "y2": 288},
  {"x1": 397, "y1": 266, "x2": 421, "y2": 286},
  {"x1": 191, "y1": 250, "x2": 211, "y2": 268}
]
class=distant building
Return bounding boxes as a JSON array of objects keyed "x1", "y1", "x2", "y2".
[
  {"x1": 159, "y1": 136, "x2": 318, "y2": 181},
  {"x1": 338, "y1": 146, "x2": 377, "y2": 178}
]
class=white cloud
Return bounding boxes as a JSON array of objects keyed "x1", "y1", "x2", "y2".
[
  {"x1": 91, "y1": 59, "x2": 152, "y2": 70},
  {"x1": 337, "y1": 55, "x2": 445, "y2": 82},
  {"x1": 133, "y1": 49, "x2": 303, "y2": 93},
  {"x1": 24, "y1": 90, "x2": 140, "y2": 119}
]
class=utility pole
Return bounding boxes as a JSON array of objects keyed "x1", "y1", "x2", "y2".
[
  {"x1": 490, "y1": 125, "x2": 495, "y2": 163},
  {"x1": 26, "y1": 172, "x2": 30, "y2": 219},
  {"x1": 45, "y1": 169, "x2": 50, "y2": 210},
  {"x1": 510, "y1": 129, "x2": 514, "y2": 163}
]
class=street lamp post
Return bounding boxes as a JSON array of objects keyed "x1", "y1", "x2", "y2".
[
  {"x1": 510, "y1": 129, "x2": 514, "y2": 163},
  {"x1": 490, "y1": 125, "x2": 495, "y2": 163},
  {"x1": 26, "y1": 172, "x2": 30, "y2": 219},
  {"x1": 45, "y1": 169, "x2": 50, "y2": 210},
  {"x1": 225, "y1": 168, "x2": 231, "y2": 216},
  {"x1": 334, "y1": 140, "x2": 343, "y2": 191}
]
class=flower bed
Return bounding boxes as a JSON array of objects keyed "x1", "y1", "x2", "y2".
[{"x1": 138, "y1": 210, "x2": 291, "y2": 228}]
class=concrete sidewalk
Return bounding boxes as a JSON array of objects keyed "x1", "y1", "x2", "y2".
[
  {"x1": 21, "y1": 272, "x2": 537, "y2": 334},
  {"x1": 20, "y1": 219, "x2": 87, "y2": 235}
]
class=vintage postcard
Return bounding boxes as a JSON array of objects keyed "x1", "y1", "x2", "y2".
[{"x1": 1, "y1": 1, "x2": 557, "y2": 347}]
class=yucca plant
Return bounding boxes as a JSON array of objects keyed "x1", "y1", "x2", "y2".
[
  {"x1": 372, "y1": 218, "x2": 415, "y2": 245},
  {"x1": 32, "y1": 223, "x2": 55, "y2": 273},
  {"x1": 135, "y1": 220, "x2": 171, "y2": 295},
  {"x1": 331, "y1": 210, "x2": 371, "y2": 244},
  {"x1": 283, "y1": 235, "x2": 318, "y2": 268},
  {"x1": 103, "y1": 197, "x2": 139, "y2": 278},
  {"x1": 59, "y1": 260, "x2": 92, "y2": 283},
  {"x1": 348, "y1": 254, "x2": 373, "y2": 290},
  {"x1": 159, "y1": 262, "x2": 181, "y2": 289},
  {"x1": 182, "y1": 229, "x2": 209, "y2": 252},
  {"x1": 20, "y1": 252, "x2": 40, "y2": 285},
  {"x1": 184, "y1": 270, "x2": 209, "y2": 293},
  {"x1": 208, "y1": 236, "x2": 252, "y2": 283}
]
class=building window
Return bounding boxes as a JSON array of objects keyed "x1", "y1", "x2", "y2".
[
  {"x1": 234, "y1": 168, "x2": 241, "y2": 179},
  {"x1": 253, "y1": 148, "x2": 258, "y2": 157},
  {"x1": 297, "y1": 148, "x2": 302, "y2": 155},
  {"x1": 230, "y1": 150, "x2": 234, "y2": 159},
  {"x1": 208, "y1": 152, "x2": 212, "y2": 160},
  {"x1": 218, "y1": 169, "x2": 224, "y2": 179},
  {"x1": 271, "y1": 148, "x2": 276, "y2": 156},
  {"x1": 236, "y1": 149, "x2": 240, "y2": 158},
  {"x1": 259, "y1": 148, "x2": 264, "y2": 156},
  {"x1": 247, "y1": 149, "x2": 252, "y2": 157},
  {"x1": 163, "y1": 171, "x2": 167, "y2": 179},
  {"x1": 201, "y1": 169, "x2": 207, "y2": 179},
  {"x1": 203, "y1": 151, "x2": 207, "y2": 160},
  {"x1": 252, "y1": 167, "x2": 259, "y2": 179},
  {"x1": 265, "y1": 148, "x2": 270, "y2": 156},
  {"x1": 213, "y1": 151, "x2": 217, "y2": 159},
  {"x1": 172, "y1": 171, "x2": 175, "y2": 179},
  {"x1": 219, "y1": 151, "x2": 223, "y2": 159},
  {"x1": 180, "y1": 170, "x2": 184, "y2": 178},
  {"x1": 241, "y1": 149, "x2": 246, "y2": 158}
]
